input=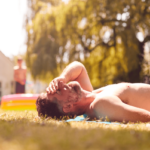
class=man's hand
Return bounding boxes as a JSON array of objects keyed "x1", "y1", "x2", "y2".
[
  {"x1": 46, "y1": 76, "x2": 66, "y2": 94},
  {"x1": 20, "y1": 80, "x2": 26, "y2": 85}
]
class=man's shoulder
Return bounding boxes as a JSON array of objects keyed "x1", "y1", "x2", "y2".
[
  {"x1": 14, "y1": 66, "x2": 19, "y2": 70},
  {"x1": 22, "y1": 66, "x2": 27, "y2": 70},
  {"x1": 14, "y1": 66, "x2": 26, "y2": 70}
]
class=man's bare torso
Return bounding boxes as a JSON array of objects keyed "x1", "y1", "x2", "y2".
[
  {"x1": 14, "y1": 66, "x2": 26, "y2": 85},
  {"x1": 97, "y1": 83, "x2": 150, "y2": 112}
]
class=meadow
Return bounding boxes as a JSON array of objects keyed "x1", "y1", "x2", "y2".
[{"x1": 0, "y1": 108, "x2": 150, "y2": 150}]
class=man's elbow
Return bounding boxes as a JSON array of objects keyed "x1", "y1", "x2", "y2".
[{"x1": 72, "y1": 61, "x2": 84, "y2": 67}]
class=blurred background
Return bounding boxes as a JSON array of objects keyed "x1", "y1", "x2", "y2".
[{"x1": 1, "y1": 0, "x2": 150, "y2": 101}]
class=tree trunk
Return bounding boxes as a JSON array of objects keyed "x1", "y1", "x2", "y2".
[{"x1": 128, "y1": 41, "x2": 144, "y2": 82}]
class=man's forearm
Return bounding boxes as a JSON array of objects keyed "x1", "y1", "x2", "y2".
[
  {"x1": 14, "y1": 76, "x2": 19, "y2": 82},
  {"x1": 60, "y1": 61, "x2": 93, "y2": 91},
  {"x1": 60, "y1": 61, "x2": 85, "y2": 83}
]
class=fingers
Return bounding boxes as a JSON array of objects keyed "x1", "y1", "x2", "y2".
[
  {"x1": 46, "y1": 76, "x2": 66, "y2": 94},
  {"x1": 46, "y1": 85, "x2": 52, "y2": 94},
  {"x1": 46, "y1": 78, "x2": 62, "y2": 94},
  {"x1": 46, "y1": 80, "x2": 57, "y2": 94},
  {"x1": 51, "y1": 80, "x2": 57, "y2": 92},
  {"x1": 58, "y1": 81, "x2": 66, "y2": 89},
  {"x1": 54, "y1": 79, "x2": 58, "y2": 90}
]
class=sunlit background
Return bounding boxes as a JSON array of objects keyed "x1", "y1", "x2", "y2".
[
  {"x1": 0, "y1": 0, "x2": 27, "y2": 58},
  {"x1": 0, "y1": 0, "x2": 69, "y2": 58},
  {"x1": 0, "y1": 0, "x2": 71, "y2": 96},
  {"x1": 0, "y1": 0, "x2": 150, "y2": 97}
]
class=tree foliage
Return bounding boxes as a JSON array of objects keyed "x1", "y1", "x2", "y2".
[
  {"x1": 26, "y1": 0, "x2": 63, "y2": 81},
  {"x1": 25, "y1": 0, "x2": 150, "y2": 87}
]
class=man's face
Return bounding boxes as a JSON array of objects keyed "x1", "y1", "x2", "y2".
[
  {"x1": 17, "y1": 59, "x2": 22, "y2": 66},
  {"x1": 47, "y1": 81, "x2": 81, "y2": 108}
]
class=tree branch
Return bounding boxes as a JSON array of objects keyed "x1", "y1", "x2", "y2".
[{"x1": 144, "y1": 35, "x2": 150, "y2": 43}]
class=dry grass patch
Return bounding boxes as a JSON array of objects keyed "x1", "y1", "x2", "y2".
[{"x1": 0, "y1": 108, "x2": 150, "y2": 150}]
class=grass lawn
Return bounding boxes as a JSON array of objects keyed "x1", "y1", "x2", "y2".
[{"x1": 0, "y1": 108, "x2": 150, "y2": 150}]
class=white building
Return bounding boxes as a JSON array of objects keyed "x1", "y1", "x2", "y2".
[{"x1": 0, "y1": 51, "x2": 15, "y2": 101}]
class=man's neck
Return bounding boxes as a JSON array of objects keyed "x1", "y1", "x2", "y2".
[
  {"x1": 73, "y1": 90, "x2": 96, "y2": 117},
  {"x1": 17, "y1": 65, "x2": 22, "y2": 69},
  {"x1": 84, "y1": 91, "x2": 96, "y2": 118}
]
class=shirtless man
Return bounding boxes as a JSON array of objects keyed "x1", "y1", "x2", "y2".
[
  {"x1": 36, "y1": 61, "x2": 150, "y2": 122},
  {"x1": 14, "y1": 57, "x2": 26, "y2": 94}
]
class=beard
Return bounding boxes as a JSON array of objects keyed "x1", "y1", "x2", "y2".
[{"x1": 68, "y1": 83, "x2": 82, "y2": 103}]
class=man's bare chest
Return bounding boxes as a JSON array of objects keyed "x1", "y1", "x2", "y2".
[
  {"x1": 15, "y1": 69, "x2": 25, "y2": 77},
  {"x1": 97, "y1": 83, "x2": 130, "y2": 103}
]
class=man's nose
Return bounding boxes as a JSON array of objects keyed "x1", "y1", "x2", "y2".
[
  {"x1": 58, "y1": 81, "x2": 71, "y2": 90},
  {"x1": 63, "y1": 84, "x2": 72, "y2": 90}
]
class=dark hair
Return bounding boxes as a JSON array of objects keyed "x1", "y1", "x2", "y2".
[
  {"x1": 36, "y1": 93, "x2": 65, "y2": 119},
  {"x1": 17, "y1": 57, "x2": 23, "y2": 61}
]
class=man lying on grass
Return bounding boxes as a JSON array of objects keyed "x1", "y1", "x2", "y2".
[{"x1": 36, "y1": 61, "x2": 150, "y2": 123}]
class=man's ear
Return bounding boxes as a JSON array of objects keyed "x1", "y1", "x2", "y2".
[{"x1": 62, "y1": 104, "x2": 72, "y2": 113}]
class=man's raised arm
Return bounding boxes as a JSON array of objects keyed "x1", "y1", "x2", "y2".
[{"x1": 46, "y1": 61, "x2": 93, "y2": 94}]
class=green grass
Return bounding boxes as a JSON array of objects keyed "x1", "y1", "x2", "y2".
[{"x1": 0, "y1": 108, "x2": 150, "y2": 150}]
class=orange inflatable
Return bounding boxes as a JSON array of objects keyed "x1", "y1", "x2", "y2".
[{"x1": 1, "y1": 94, "x2": 39, "y2": 110}]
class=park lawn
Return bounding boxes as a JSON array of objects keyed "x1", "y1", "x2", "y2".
[{"x1": 0, "y1": 108, "x2": 150, "y2": 150}]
